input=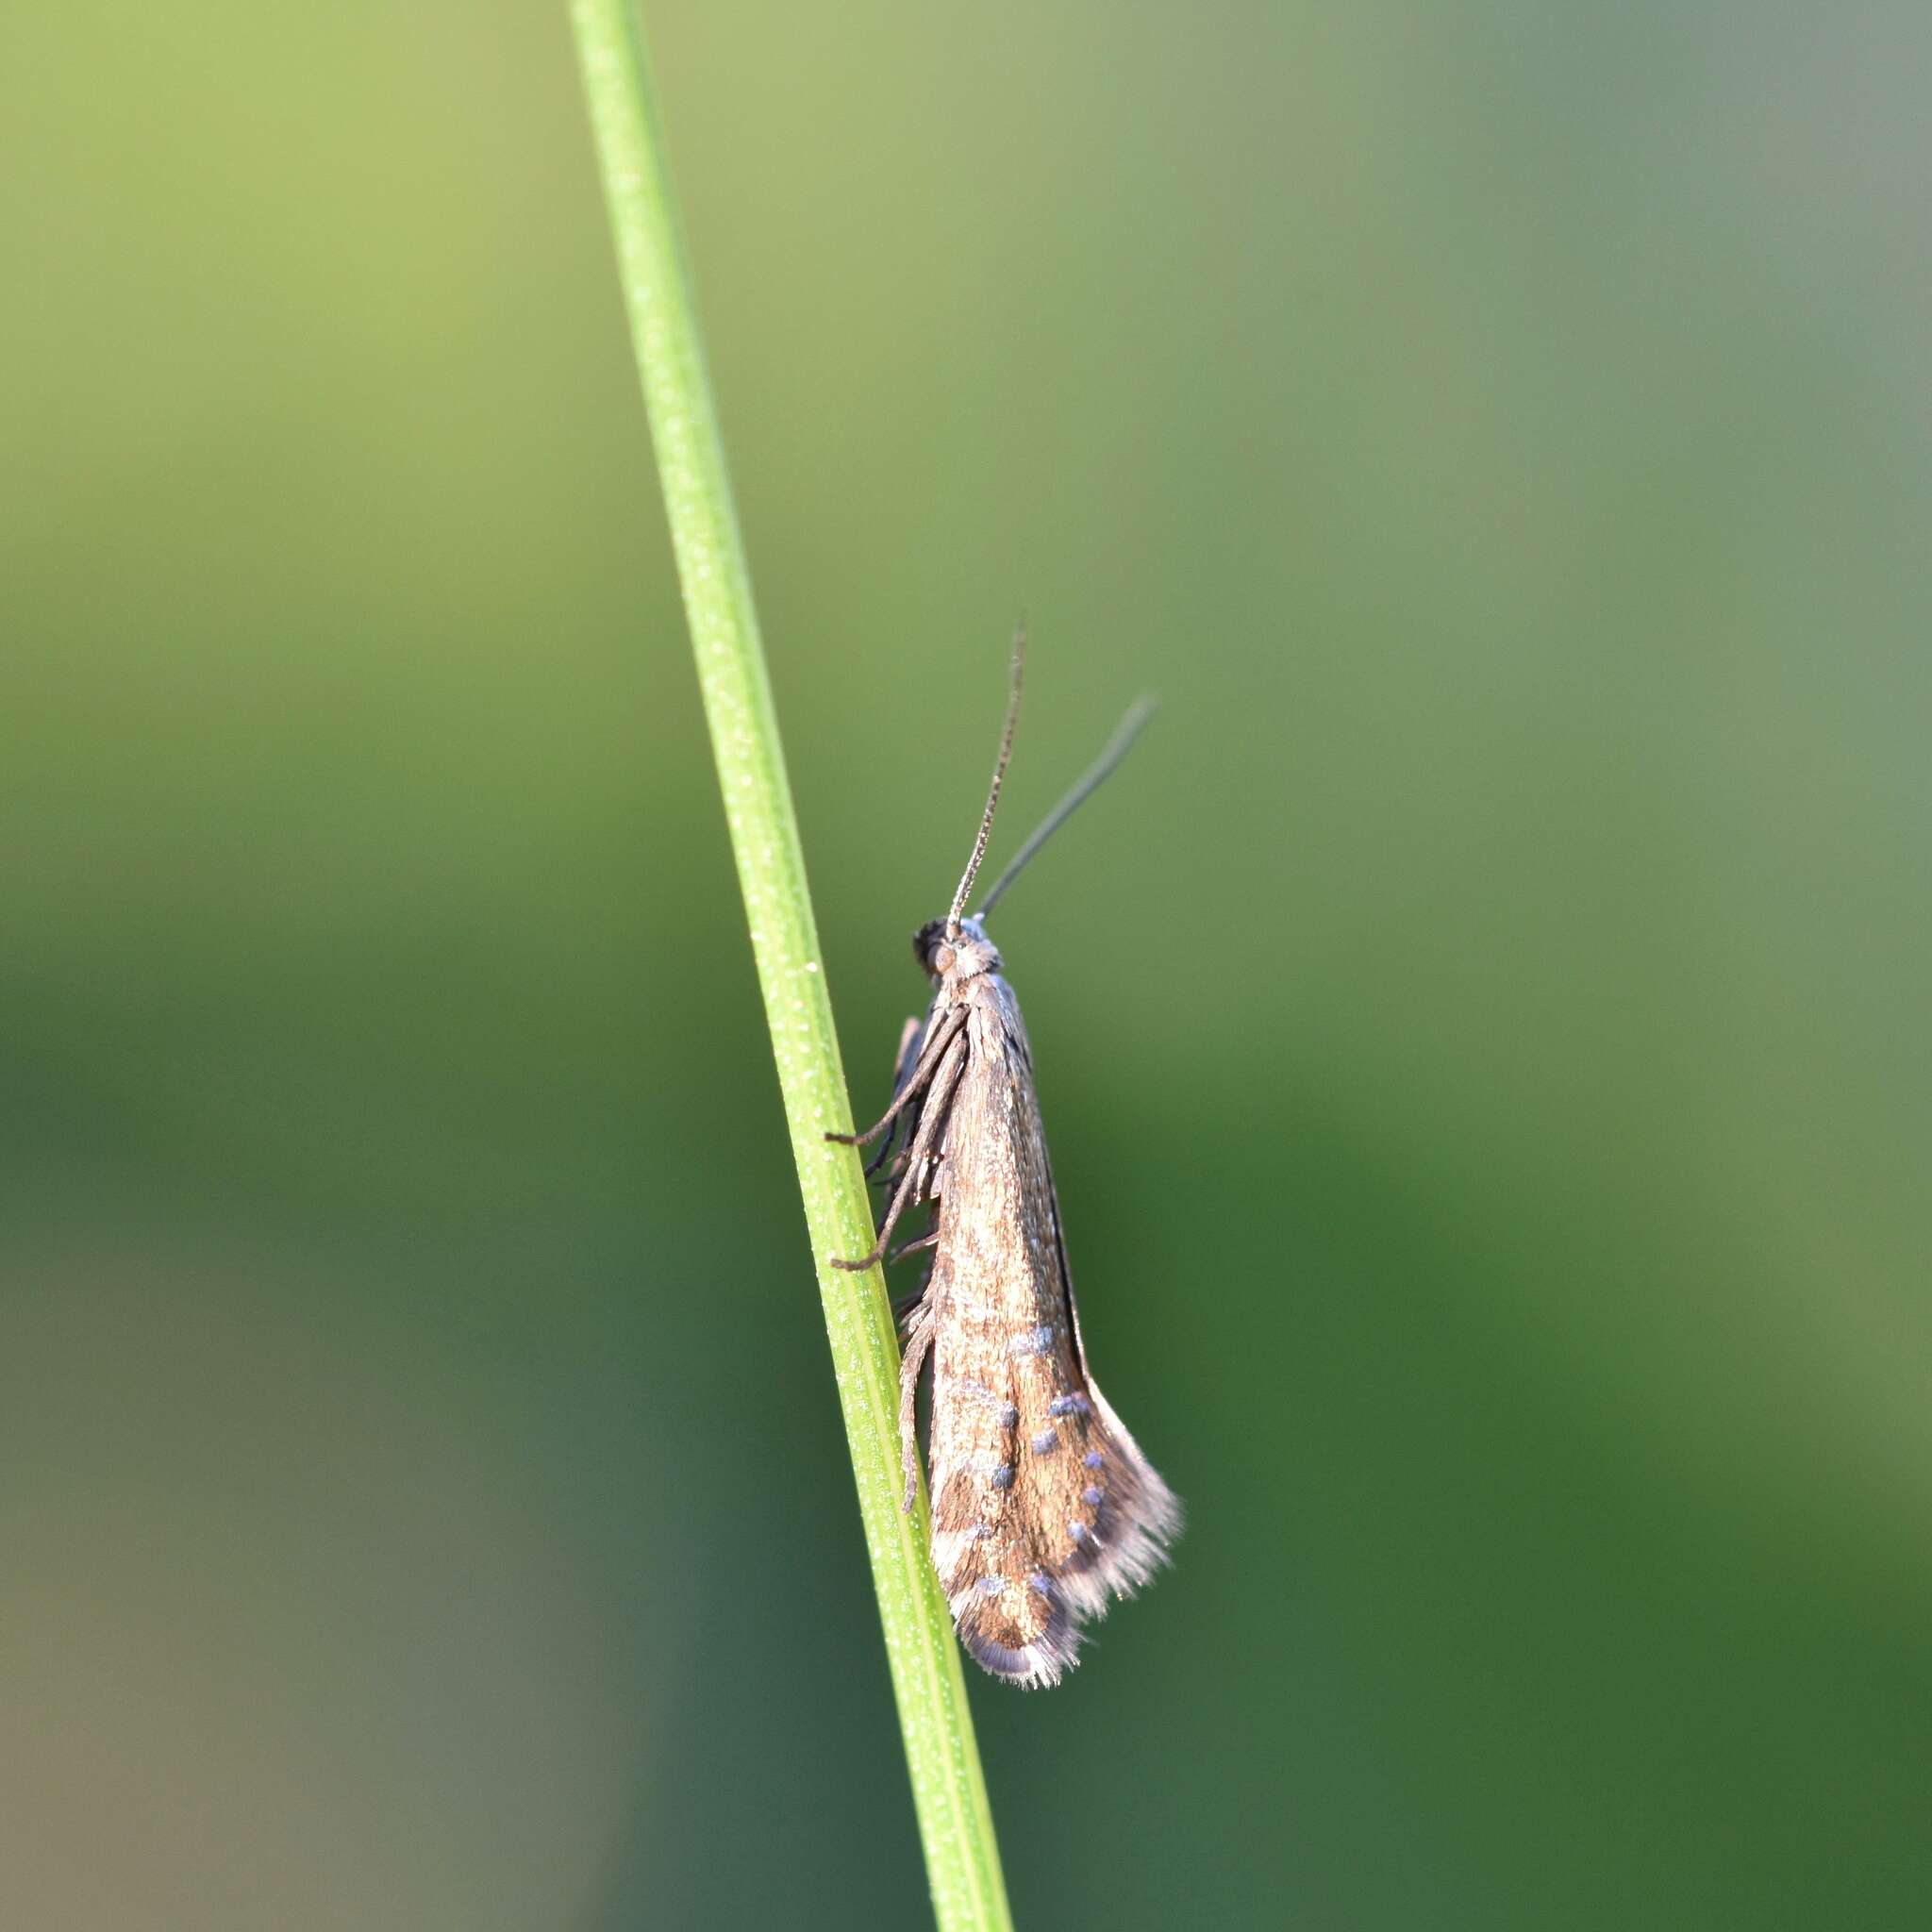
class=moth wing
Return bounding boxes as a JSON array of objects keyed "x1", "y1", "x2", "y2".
[
  {"x1": 926, "y1": 977, "x2": 1180, "y2": 1688},
  {"x1": 1046, "y1": 1149, "x2": 1183, "y2": 1603},
  {"x1": 999, "y1": 988, "x2": 1183, "y2": 1607}
]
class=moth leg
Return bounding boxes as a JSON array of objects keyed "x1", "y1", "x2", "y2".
[
  {"x1": 897, "y1": 1292, "x2": 938, "y2": 1513},
  {"x1": 849, "y1": 1047, "x2": 961, "y2": 1265},
  {"x1": 830, "y1": 1033, "x2": 967, "y2": 1271},
  {"x1": 861, "y1": 1017, "x2": 927, "y2": 1177},
  {"x1": 827, "y1": 1009, "x2": 965, "y2": 1149},
  {"x1": 886, "y1": 1228, "x2": 941, "y2": 1267},
  {"x1": 863, "y1": 1116, "x2": 908, "y2": 1179},
  {"x1": 888, "y1": 1013, "x2": 924, "y2": 1092}
]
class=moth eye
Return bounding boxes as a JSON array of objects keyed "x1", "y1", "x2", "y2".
[
  {"x1": 911, "y1": 920, "x2": 949, "y2": 974},
  {"x1": 932, "y1": 944, "x2": 956, "y2": 974}
]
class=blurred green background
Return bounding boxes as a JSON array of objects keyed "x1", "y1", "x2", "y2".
[{"x1": 5, "y1": 2, "x2": 1929, "y2": 1925}]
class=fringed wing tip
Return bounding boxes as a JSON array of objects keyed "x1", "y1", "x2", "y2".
[
  {"x1": 1078, "y1": 1375, "x2": 1184, "y2": 1609},
  {"x1": 943, "y1": 1392, "x2": 1183, "y2": 1685},
  {"x1": 951, "y1": 1581, "x2": 1084, "y2": 1690}
]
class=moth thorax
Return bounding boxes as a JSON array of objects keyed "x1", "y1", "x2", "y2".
[{"x1": 913, "y1": 915, "x2": 1001, "y2": 982}]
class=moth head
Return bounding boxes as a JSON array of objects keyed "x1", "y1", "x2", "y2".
[{"x1": 914, "y1": 915, "x2": 1001, "y2": 982}]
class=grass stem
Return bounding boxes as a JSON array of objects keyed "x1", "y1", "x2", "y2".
[{"x1": 570, "y1": 8, "x2": 1014, "y2": 1926}]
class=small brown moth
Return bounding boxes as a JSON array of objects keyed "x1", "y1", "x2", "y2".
[{"x1": 830, "y1": 631, "x2": 1181, "y2": 1687}]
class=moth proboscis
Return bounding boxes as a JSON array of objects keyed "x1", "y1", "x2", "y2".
[{"x1": 829, "y1": 628, "x2": 1181, "y2": 1688}]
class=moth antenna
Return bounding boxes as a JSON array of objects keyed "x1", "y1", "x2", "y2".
[
  {"x1": 946, "y1": 621, "x2": 1026, "y2": 935},
  {"x1": 975, "y1": 693, "x2": 1158, "y2": 921}
]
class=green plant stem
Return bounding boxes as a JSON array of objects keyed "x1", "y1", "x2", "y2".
[{"x1": 570, "y1": 7, "x2": 1013, "y2": 1927}]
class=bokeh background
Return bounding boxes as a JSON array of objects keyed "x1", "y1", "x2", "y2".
[{"x1": 5, "y1": 2, "x2": 1929, "y2": 1925}]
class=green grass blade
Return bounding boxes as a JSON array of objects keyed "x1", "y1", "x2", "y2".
[{"x1": 569, "y1": 7, "x2": 1014, "y2": 1927}]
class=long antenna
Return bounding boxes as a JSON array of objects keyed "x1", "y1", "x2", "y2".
[
  {"x1": 946, "y1": 623, "x2": 1026, "y2": 934},
  {"x1": 977, "y1": 693, "x2": 1157, "y2": 921}
]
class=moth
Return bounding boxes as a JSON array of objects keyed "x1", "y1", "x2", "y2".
[{"x1": 830, "y1": 634, "x2": 1180, "y2": 1687}]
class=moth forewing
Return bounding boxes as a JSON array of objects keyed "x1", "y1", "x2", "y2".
[
  {"x1": 828, "y1": 639, "x2": 1179, "y2": 1686},
  {"x1": 839, "y1": 916, "x2": 1180, "y2": 1688}
]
